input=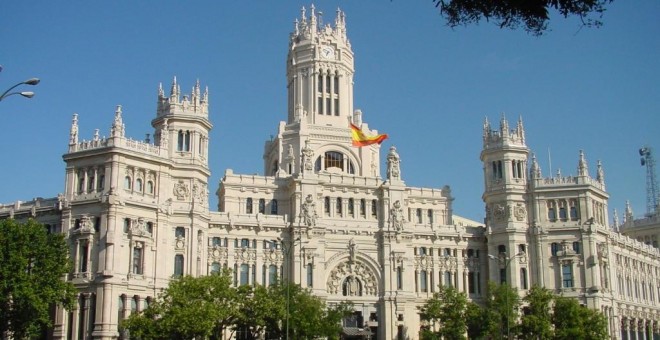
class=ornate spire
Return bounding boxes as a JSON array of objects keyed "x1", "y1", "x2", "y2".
[
  {"x1": 612, "y1": 208, "x2": 619, "y2": 231},
  {"x1": 577, "y1": 150, "x2": 588, "y2": 177},
  {"x1": 158, "y1": 82, "x2": 164, "y2": 98},
  {"x1": 596, "y1": 160, "x2": 605, "y2": 184},
  {"x1": 192, "y1": 79, "x2": 201, "y2": 106},
  {"x1": 516, "y1": 115, "x2": 525, "y2": 144},
  {"x1": 69, "y1": 113, "x2": 79, "y2": 145},
  {"x1": 202, "y1": 86, "x2": 209, "y2": 104},
  {"x1": 111, "y1": 105, "x2": 125, "y2": 138},
  {"x1": 170, "y1": 76, "x2": 179, "y2": 100},
  {"x1": 624, "y1": 200, "x2": 634, "y2": 223},
  {"x1": 483, "y1": 116, "x2": 490, "y2": 139},
  {"x1": 500, "y1": 113, "x2": 509, "y2": 135}
]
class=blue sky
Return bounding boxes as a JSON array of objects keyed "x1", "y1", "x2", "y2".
[{"x1": 1, "y1": 1, "x2": 658, "y2": 222}]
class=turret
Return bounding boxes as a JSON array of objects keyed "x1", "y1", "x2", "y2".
[{"x1": 152, "y1": 77, "x2": 212, "y2": 166}]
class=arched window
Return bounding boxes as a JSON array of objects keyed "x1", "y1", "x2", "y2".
[
  {"x1": 360, "y1": 199, "x2": 366, "y2": 217},
  {"x1": 136, "y1": 178, "x2": 143, "y2": 192},
  {"x1": 336, "y1": 197, "x2": 343, "y2": 216},
  {"x1": 146, "y1": 180, "x2": 154, "y2": 194},
  {"x1": 124, "y1": 176, "x2": 132, "y2": 190},
  {"x1": 177, "y1": 130, "x2": 184, "y2": 151},
  {"x1": 306, "y1": 264, "x2": 313, "y2": 287},
  {"x1": 371, "y1": 200, "x2": 378, "y2": 218},
  {"x1": 547, "y1": 201, "x2": 556, "y2": 221},
  {"x1": 348, "y1": 198, "x2": 354, "y2": 217},
  {"x1": 175, "y1": 227, "x2": 185, "y2": 238},
  {"x1": 258, "y1": 199, "x2": 266, "y2": 214},
  {"x1": 212, "y1": 237, "x2": 221, "y2": 247},
  {"x1": 97, "y1": 174, "x2": 105, "y2": 191},
  {"x1": 117, "y1": 296, "x2": 125, "y2": 321},
  {"x1": 131, "y1": 296, "x2": 138, "y2": 313},
  {"x1": 324, "y1": 197, "x2": 330, "y2": 215},
  {"x1": 246, "y1": 198, "x2": 253, "y2": 214},
  {"x1": 123, "y1": 218, "x2": 130, "y2": 233},
  {"x1": 146, "y1": 222, "x2": 153, "y2": 234},
  {"x1": 77, "y1": 170, "x2": 85, "y2": 193},
  {"x1": 270, "y1": 199, "x2": 278, "y2": 215},
  {"x1": 420, "y1": 270, "x2": 428, "y2": 292}
]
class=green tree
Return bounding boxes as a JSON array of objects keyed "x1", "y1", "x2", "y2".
[
  {"x1": 486, "y1": 282, "x2": 521, "y2": 339},
  {"x1": 552, "y1": 296, "x2": 608, "y2": 340},
  {"x1": 284, "y1": 283, "x2": 352, "y2": 339},
  {"x1": 122, "y1": 270, "x2": 239, "y2": 339},
  {"x1": 433, "y1": 0, "x2": 613, "y2": 36},
  {"x1": 418, "y1": 286, "x2": 469, "y2": 340},
  {"x1": 465, "y1": 301, "x2": 490, "y2": 339},
  {"x1": 0, "y1": 218, "x2": 76, "y2": 339},
  {"x1": 519, "y1": 285, "x2": 554, "y2": 340}
]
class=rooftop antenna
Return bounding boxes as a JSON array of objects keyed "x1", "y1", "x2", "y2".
[{"x1": 639, "y1": 146, "x2": 659, "y2": 217}]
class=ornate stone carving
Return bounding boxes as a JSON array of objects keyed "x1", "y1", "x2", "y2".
[
  {"x1": 390, "y1": 200, "x2": 405, "y2": 232},
  {"x1": 301, "y1": 194, "x2": 318, "y2": 226},
  {"x1": 513, "y1": 203, "x2": 527, "y2": 221},
  {"x1": 173, "y1": 180, "x2": 190, "y2": 200},
  {"x1": 348, "y1": 238, "x2": 357, "y2": 263},
  {"x1": 129, "y1": 218, "x2": 151, "y2": 237},
  {"x1": 493, "y1": 203, "x2": 507, "y2": 222},
  {"x1": 386, "y1": 146, "x2": 401, "y2": 180}
]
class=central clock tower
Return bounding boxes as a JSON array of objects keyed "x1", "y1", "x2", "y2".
[{"x1": 286, "y1": 5, "x2": 355, "y2": 127}]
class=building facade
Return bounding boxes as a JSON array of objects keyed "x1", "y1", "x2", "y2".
[{"x1": 1, "y1": 6, "x2": 660, "y2": 340}]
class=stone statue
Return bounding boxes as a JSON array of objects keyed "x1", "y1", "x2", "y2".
[
  {"x1": 301, "y1": 140, "x2": 314, "y2": 173},
  {"x1": 70, "y1": 114, "x2": 79, "y2": 145},
  {"x1": 348, "y1": 238, "x2": 357, "y2": 263},
  {"x1": 390, "y1": 200, "x2": 405, "y2": 232},
  {"x1": 301, "y1": 194, "x2": 318, "y2": 226},
  {"x1": 387, "y1": 146, "x2": 401, "y2": 180}
]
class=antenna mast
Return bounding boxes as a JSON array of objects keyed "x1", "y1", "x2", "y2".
[{"x1": 639, "y1": 146, "x2": 659, "y2": 217}]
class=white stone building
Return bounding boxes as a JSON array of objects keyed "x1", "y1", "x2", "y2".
[{"x1": 1, "y1": 5, "x2": 659, "y2": 340}]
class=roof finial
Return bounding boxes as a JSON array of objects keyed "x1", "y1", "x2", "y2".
[
  {"x1": 500, "y1": 112, "x2": 509, "y2": 135},
  {"x1": 578, "y1": 150, "x2": 588, "y2": 176},
  {"x1": 624, "y1": 200, "x2": 634, "y2": 223},
  {"x1": 612, "y1": 208, "x2": 619, "y2": 231},
  {"x1": 530, "y1": 153, "x2": 541, "y2": 179},
  {"x1": 596, "y1": 160, "x2": 605, "y2": 184},
  {"x1": 69, "y1": 113, "x2": 79, "y2": 145},
  {"x1": 158, "y1": 82, "x2": 164, "y2": 98},
  {"x1": 517, "y1": 115, "x2": 525, "y2": 143},
  {"x1": 170, "y1": 76, "x2": 179, "y2": 100},
  {"x1": 111, "y1": 105, "x2": 125, "y2": 138}
]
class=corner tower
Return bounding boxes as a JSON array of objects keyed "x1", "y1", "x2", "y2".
[
  {"x1": 286, "y1": 5, "x2": 354, "y2": 126},
  {"x1": 481, "y1": 115, "x2": 530, "y2": 287}
]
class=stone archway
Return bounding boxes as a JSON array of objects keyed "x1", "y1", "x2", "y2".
[{"x1": 327, "y1": 260, "x2": 378, "y2": 296}]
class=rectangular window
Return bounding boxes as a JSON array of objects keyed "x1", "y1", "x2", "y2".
[
  {"x1": 336, "y1": 197, "x2": 342, "y2": 216},
  {"x1": 427, "y1": 209, "x2": 433, "y2": 224},
  {"x1": 420, "y1": 270, "x2": 428, "y2": 292},
  {"x1": 241, "y1": 238, "x2": 250, "y2": 248},
  {"x1": 562, "y1": 264, "x2": 573, "y2": 288},
  {"x1": 445, "y1": 271, "x2": 452, "y2": 287},
  {"x1": 371, "y1": 200, "x2": 378, "y2": 218},
  {"x1": 572, "y1": 241, "x2": 581, "y2": 254},
  {"x1": 360, "y1": 199, "x2": 366, "y2": 217},
  {"x1": 317, "y1": 75, "x2": 323, "y2": 93},
  {"x1": 174, "y1": 254, "x2": 184, "y2": 277},
  {"x1": 468, "y1": 272, "x2": 475, "y2": 293},
  {"x1": 500, "y1": 268, "x2": 506, "y2": 284},
  {"x1": 396, "y1": 267, "x2": 403, "y2": 290},
  {"x1": 334, "y1": 76, "x2": 339, "y2": 94},
  {"x1": 334, "y1": 98, "x2": 339, "y2": 116},
  {"x1": 269, "y1": 265, "x2": 278, "y2": 286},
  {"x1": 240, "y1": 264, "x2": 249, "y2": 286},
  {"x1": 132, "y1": 246, "x2": 143, "y2": 275},
  {"x1": 79, "y1": 243, "x2": 88, "y2": 272},
  {"x1": 416, "y1": 209, "x2": 422, "y2": 224},
  {"x1": 258, "y1": 198, "x2": 265, "y2": 214},
  {"x1": 326, "y1": 98, "x2": 331, "y2": 115},
  {"x1": 307, "y1": 264, "x2": 313, "y2": 287},
  {"x1": 317, "y1": 97, "x2": 323, "y2": 115},
  {"x1": 520, "y1": 268, "x2": 528, "y2": 289}
]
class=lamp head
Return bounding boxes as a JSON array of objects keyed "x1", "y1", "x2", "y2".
[
  {"x1": 24, "y1": 78, "x2": 40, "y2": 86},
  {"x1": 19, "y1": 92, "x2": 34, "y2": 98}
]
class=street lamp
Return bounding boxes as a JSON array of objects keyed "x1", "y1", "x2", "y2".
[
  {"x1": 278, "y1": 235, "x2": 301, "y2": 340},
  {"x1": 488, "y1": 251, "x2": 525, "y2": 340},
  {"x1": 0, "y1": 66, "x2": 40, "y2": 101}
]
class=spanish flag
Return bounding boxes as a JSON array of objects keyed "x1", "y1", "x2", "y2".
[{"x1": 350, "y1": 123, "x2": 388, "y2": 147}]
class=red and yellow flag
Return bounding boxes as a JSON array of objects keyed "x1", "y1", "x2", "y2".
[{"x1": 350, "y1": 123, "x2": 388, "y2": 147}]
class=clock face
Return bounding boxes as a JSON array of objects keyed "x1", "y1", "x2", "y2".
[{"x1": 321, "y1": 46, "x2": 335, "y2": 59}]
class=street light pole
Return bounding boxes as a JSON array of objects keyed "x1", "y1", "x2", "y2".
[
  {"x1": 0, "y1": 66, "x2": 40, "y2": 101},
  {"x1": 488, "y1": 251, "x2": 524, "y2": 340},
  {"x1": 278, "y1": 234, "x2": 300, "y2": 340}
]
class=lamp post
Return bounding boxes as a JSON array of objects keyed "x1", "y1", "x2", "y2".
[
  {"x1": 0, "y1": 66, "x2": 40, "y2": 101},
  {"x1": 278, "y1": 235, "x2": 300, "y2": 340},
  {"x1": 488, "y1": 251, "x2": 525, "y2": 340}
]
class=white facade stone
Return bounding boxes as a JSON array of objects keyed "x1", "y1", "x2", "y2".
[{"x1": 1, "y1": 6, "x2": 659, "y2": 340}]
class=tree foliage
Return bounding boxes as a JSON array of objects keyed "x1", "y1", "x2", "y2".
[
  {"x1": 433, "y1": 0, "x2": 614, "y2": 35},
  {"x1": 419, "y1": 286, "x2": 469, "y2": 340},
  {"x1": 519, "y1": 285, "x2": 554, "y2": 340},
  {"x1": 552, "y1": 296, "x2": 608, "y2": 340},
  {"x1": 122, "y1": 273, "x2": 352, "y2": 340},
  {"x1": 486, "y1": 282, "x2": 521, "y2": 339},
  {"x1": 0, "y1": 219, "x2": 76, "y2": 339}
]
